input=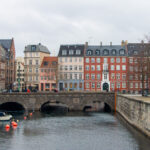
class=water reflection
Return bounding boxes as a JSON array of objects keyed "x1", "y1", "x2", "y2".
[{"x1": 0, "y1": 112, "x2": 149, "y2": 150}]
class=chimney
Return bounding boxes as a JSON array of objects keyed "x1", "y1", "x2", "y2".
[
  {"x1": 121, "y1": 40, "x2": 125, "y2": 46},
  {"x1": 85, "y1": 42, "x2": 88, "y2": 48},
  {"x1": 141, "y1": 40, "x2": 144, "y2": 44},
  {"x1": 39, "y1": 43, "x2": 41, "y2": 45},
  {"x1": 100, "y1": 42, "x2": 102, "y2": 47},
  {"x1": 110, "y1": 42, "x2": 112, "y2": 46}
]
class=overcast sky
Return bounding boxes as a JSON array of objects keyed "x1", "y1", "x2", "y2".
[{"x1": 0, "y1": 0, "x2": 150, "y2": 57}]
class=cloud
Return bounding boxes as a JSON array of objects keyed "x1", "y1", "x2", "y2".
[{"x1": 0, "y1": 0, "x2": 150, "y2": 56}]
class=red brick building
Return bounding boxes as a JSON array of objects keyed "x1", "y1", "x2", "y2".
[
  {"x1": 39, "y1": 57, "x2": 58, "y2": 91},
  {"x1": 84, "y1": 42, "x2": 128, "y2": 93}
]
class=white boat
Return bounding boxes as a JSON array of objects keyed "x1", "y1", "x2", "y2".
[{"x1": 0, "y1": 112, "x2": 12, "y2": 121}]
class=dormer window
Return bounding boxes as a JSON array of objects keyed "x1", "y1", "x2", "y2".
[
  {"x1": 87, "y1": 50, "x2": 92, "y2": 55},
  {"x1": 112, "y1": 49, "x2": 116, "y2": 55},
  {"x1": 44, "y1": 61, "x2": 48, "y2": 66},
  {"x1": 31, "y1": 45, "x2": 36, "y2": 51},
  {"x1": 69, "y1": 50, "x2": 74, "y2": 55},
  {"x1": 103, "y1": 49, "x2": 109, "y2": 55},
  {"x1": 95, "y1": 50, "x2": 100, "y2": 55},
  {"x1": 62, "y1": 50, "x2": 67, "y2": 55},
  {"x1": 76, "y1": 49, "x2": 81, "y2": 55},
  {"x1": 120, "y1": 49, "x2": 125, "y2": 55},
  {"x1": 133, "y1": 50, "x2": 138, "y2": 55}
]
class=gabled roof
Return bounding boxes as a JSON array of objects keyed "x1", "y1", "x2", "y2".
[
  {"x1": 0, "y1": 39, "x2": 12, "y2": 50},
  {"x1": 24, "y1": 43, "x2": 50, "y2": 54}
]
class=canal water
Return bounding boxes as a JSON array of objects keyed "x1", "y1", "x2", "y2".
[{"x1": 0, "y1": 112, "x2": 150, "y2": 150}]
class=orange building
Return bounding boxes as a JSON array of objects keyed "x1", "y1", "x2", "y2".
[{"x1": 39, "y1": 57, "x2": 58, "y2": 91}]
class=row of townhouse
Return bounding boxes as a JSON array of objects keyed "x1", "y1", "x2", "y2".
[{"x1": 23, "y1": 41, "x2": 150, "y2": 93}]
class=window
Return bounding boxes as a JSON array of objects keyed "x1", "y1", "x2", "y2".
[
  {"x1": 104, "y1": 74, "x2": 107, "y2": 80},
  {"x1": 29, "y1": 68, "x2": 32, "y2": 72},
  {"x1": 111, "y1": 58, "x2": 114, "y2": 63},
  {"x1": 59, "y1": 58, "x2": 62, "y2": 62},
  {"x1": 111, "y1": 73, "x2": 115, "y2": 79},
  {"x1": 86, "y1": 74, "x2": 89, "y2": 80},
  {"x1": 74, "y1": 74, "x2": 77, "y2": 79},
  {"x1": 62, "y1": 50, "x2": 67, "y2": 55},
  {"x1": 130, "y1": 83, "x2": 133, "y2": 88},
  {"x1": 111, "y1": 83, "x2": 115, "y2": 89},
  {"x1": 122, "y1": 58, "x2": 126, "y2": 63},
  {"x1": 74, "y1": 83, "x2": 77, "y2": 88},
  {"x1": 79, "y1": 58, "x2": 82, "y2": 62},
  {"x1": 85, "y1": 58, "x2": 89, "y2": 63},
  {"x1": 112, "y1": 49, "x2": 116, "y2": 55},
  {"x1": 74, "y1": 66, "x2": 77, "y2": 70},
  {"x1": 70, "y1": 74, "x2": 72, "y2": 79},
  {"x1": 91, "y1": 74, "x2": 95, "y2": 80},
  {"x1": 95, "y1": 50, "x2": 100, "y2": 55},
  {"x1": 41, "y1": 69, "x2": 43, "y2": 72},
  {"x1": 117, "y1": 82, "x2": 120, "y2": 88},
  {"x1": 122, "y1": 82, "x2": 126, "y2": 88},
  {"x1": 122, "y1": 74, "x2": 126, "y2": 80},
  {"x1": 133, "y1": 50, "x2": 138, "y2": 55},
  {"x1": 120, "y1": 49, "x2": 125, "y2": 55},
  {"x1": 116, "y1": 73, "x2": 120, "y2": 79},
  {"x1": 92, "y1": 83, "x2": 95, "y2": 88},
  {"x1": 97, "y1": 74, "x2": 100, "y2": 80},
  {"x1": 70, "y1": 83, "x2": 73, "y2": 88},
  {"x1": 116, "y1": 58, "x2": 120, "y2": 63},
  {"x1": 75, "y1": 49, "x2": 81, "y2": 55},
  {"x1": 70, "y1": 57, "x2": 72, "y2": 62},
  {"x1": 79, "y1": 74, "x2": 82, "y2": 79},
  {"x1": 91, "y1": 58, "x2": 95, "y2": 63},
  {"x1": 45, "y1": 83, "x2": 50, "y2": 89},
  {"x1": 135, "y1": 83, "x2": 138, "y2": 88},
  {"x1": 29, "y1": 76, "x2": 32, "y2": 81},
  {"x1": 103, "y1": 49, "x2": 109, "y2": 55},
  {"x1": 36, "y1": 60, "x2": 39, "y2": 65},
  {"x1": 70, "y1": 65, "x2": 72, "y2": 70},
  {"x1": 97, "y1": 83, "x2": 100, "y2": 88},
  {"x1": 29, "y1": 60, "x2": 32, "y2": 65},
  {"x1": 65, "y1": 83, "x2": 68, "y2": 88},
  {"x1": 64, "y1": 74, "x2": 67, "y2": 79},
  {"x1": 86, "y1": 83, "x2": 89, "y2": 88},
  {"x1": 86, "y1": 65, "x2": 89, "y2": 71},
  {"x1": 129, "y1": 58, "x2": 133, "y2": 63},
  {"x1": 116, "y1": 65, "x2": 120, "y2": 70},
  {"x1": 129, "y1": 75, "x2": 133, "y2": 80},
  {"x1": 69, "y1": 50, "x2": 74, "y2": 55},
  {"x1": 65, "y1": 57, "x2": 67, "y2": 62},
  {"x1": 97, "y1": 65, "x2": 100, "y2": 71},
  {"x1": 96, "y1": 58, "x2": 100, "y2": 63},
  {"x1": 44, "y1": 61, "x2": 48, "y2": 66},
  {"x1": 41, "y1": 76, "x2": 43, "y2": 80},
  {"x1": 65, "y1": 66, "x2": 68, "y2": 70},
  {"x1": 104, "y1": 58, "x2": 107, "y2": 63},
  {"x1": 122, "y1": 65, "x2": 126, "y2": 70},
  {"x1": 79, "y1": 66, "x2": 82, "y2": 71},
  {"x1": 129, "y1": 66, "x2": 133, "y2": 71},
  {"x1": 75, "y1": 58, "x2": 77, "y2": 62},
  {"x1": 111, "y1": 65, "x2": 115, "y2": 71},
  {"x1": 31, "y1": 45, "x2": 36, "y2": 51},
  {"x1": 87, "y1": 50, "x2": 92, "y2": 55},
  {"x1": 60, "y1": 66, "x2": 63, "y2": 71},
  {"x1": 91, "y1": 65, "x2": 95, "y2": 71},
  {"x1": 79, "y1": 83, "x2": 82, "y2": 88},
  {"x1": 36, "y1": 68, "x2": 38, "y2": 73},
  {"x1": 36, "y1": 52, "x2": 38, "y2": 57}
]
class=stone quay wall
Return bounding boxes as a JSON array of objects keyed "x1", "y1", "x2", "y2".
[{"x1": 116, "y1": 95, "x2": 150, "y2": 138}]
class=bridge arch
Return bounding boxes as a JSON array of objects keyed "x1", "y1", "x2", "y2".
[
  {"x1": 0, "y1": 102, "x2": 25, "y2": 113},
  {"x1": 40, "y1": 101, "x2": 69, "y2": 113}
]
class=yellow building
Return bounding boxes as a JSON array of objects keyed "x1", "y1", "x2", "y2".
[{"x1": 24, "y1": 43, "x2": 50, "y2": 90}]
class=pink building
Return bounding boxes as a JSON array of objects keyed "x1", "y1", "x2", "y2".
[{"x1": 39, "y1": 57, "x2": 58, "y2": 91}]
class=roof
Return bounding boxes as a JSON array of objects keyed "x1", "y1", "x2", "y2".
[
  {"x1": 86, "y1": 45, "x2": 127, "y2": 56},
  {"x1": 40, "y1": 56, "x2": 58, "y2": 68},
  {"x1": 127, "y1": 43, "x2": 150, "y2": 56},
  {"x1": 24, "y1": 43, "x2": 50, "y2": 54},
  {"x1": 0, "y1": 39, "x2": 12, "y2": 50},
  {"x1": 58, "y1": 44, "x2": 85, "y2": 57}
]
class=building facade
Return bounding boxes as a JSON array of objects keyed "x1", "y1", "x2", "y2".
[
  {"x1": 127, "y1": 43, "x2": 150, "y2": 94},
  {"x1": 84, "y1": 42, "x2": 128, "y2": 92},
  {"x1": 0, "y1": 38, "x2": 16, "y2": 90},
  {"x1": 39, "y1": 57, "x2": 58, "y2": 91},
  {"x1": 0, "y1": 45, "x2": 6, "y2": 90},
  {"x1": 15, "y1": 57, "x2": 25, "y2": 91},
  {"x1": 24, "y1": 43, "x2": 50, "y2": 90},
  {"x1": 58, "y1": 45, "x2": 84, "y2": 91}
]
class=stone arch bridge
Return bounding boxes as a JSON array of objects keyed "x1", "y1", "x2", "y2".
[{"x1": 0, "y1": 92, "x2": 115, "y2": 111}]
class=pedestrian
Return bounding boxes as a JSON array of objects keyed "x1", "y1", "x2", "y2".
[{"x1": 27, "y1": 88, "x2": 30, "y2": 93}]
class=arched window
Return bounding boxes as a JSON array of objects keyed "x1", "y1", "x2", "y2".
[
  {"x1": 95, "y1": 49, "x2": 100, "y2": 55},
  {"x1": 87, "y1": 50, "x2": 92, "y2": 55},
  {"x1": 112, "y1": 49, "x2": 116, "y2": 55},
  {"x1": 103, "y1": 49, "x2": 109, "y2": 55},
  {"x1": 119, "y1": 49, "x2": 125, "y2": 55}
]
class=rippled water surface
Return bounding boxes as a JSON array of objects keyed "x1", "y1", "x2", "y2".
[{"x1": 0, "y1": 112, "x2": 150, "y2": 150}]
